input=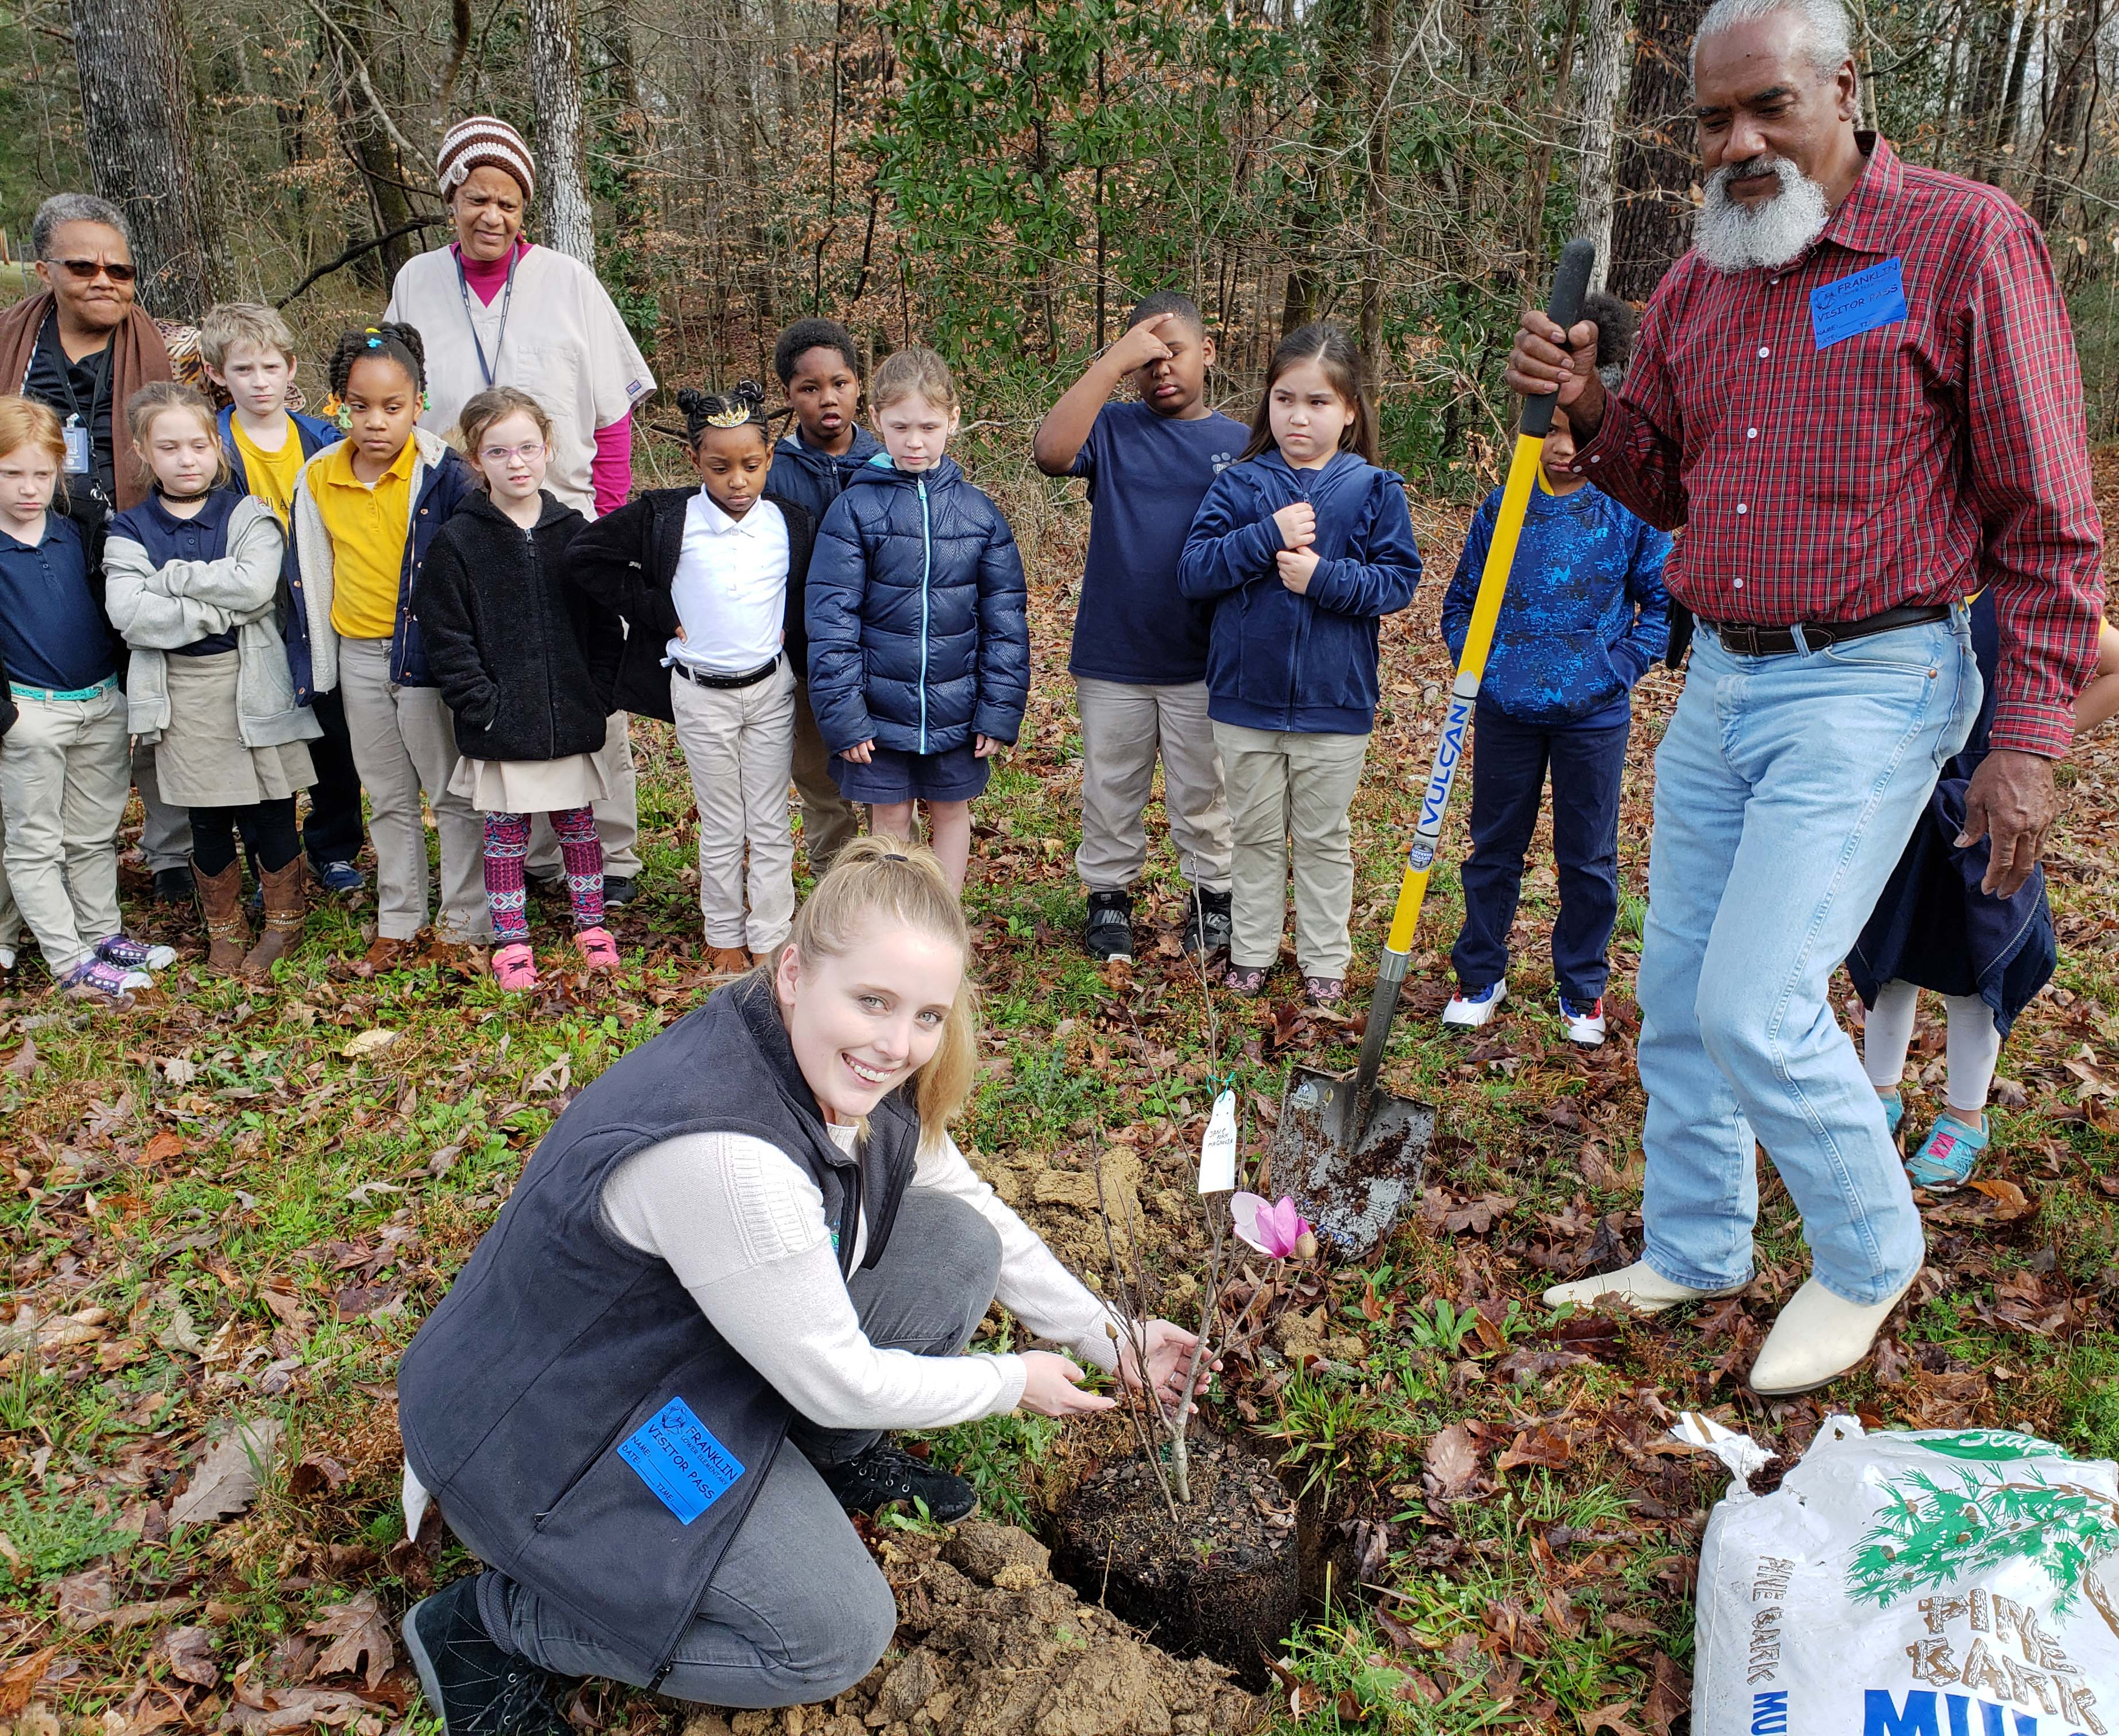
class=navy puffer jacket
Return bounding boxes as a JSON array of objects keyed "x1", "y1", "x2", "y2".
[{"x1": 805, "y1": 454, "x2": 1029, "y2": 755}]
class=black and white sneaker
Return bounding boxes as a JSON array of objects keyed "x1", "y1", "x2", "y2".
[
  {"x1": 818, "y1": 1440, "x2": 978, "y2": 1522},
  {"x1": 1181, "y1": 886, "x2": 1233, "y2": 958},
  {"x1": 1083, "y1": 889, "x2": 1133, "y2": 962},
  {"x1": 402, "y1": 1576, "x2": 571, "y2": 1736}
]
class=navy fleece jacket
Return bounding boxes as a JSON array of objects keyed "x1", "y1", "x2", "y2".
[{"x1": 1178, "y1": 448, "x2": 1422, "y2": 734}]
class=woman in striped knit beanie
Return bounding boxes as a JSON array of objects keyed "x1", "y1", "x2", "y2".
[{"x1": 383, "y1": 113, "x2": 657, "y2": 903}]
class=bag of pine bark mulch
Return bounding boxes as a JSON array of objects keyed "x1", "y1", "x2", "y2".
[{"x1": 1683, "y1": 1413, "x2": 2119, "y2": 1736}]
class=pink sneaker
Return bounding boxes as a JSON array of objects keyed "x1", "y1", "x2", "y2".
[
  {"x1": 575, "y1": 927, "x2": 619, "y2": 972},
  {"x1": 492, "y1": 943, "x2": 539, "y2": 991}
]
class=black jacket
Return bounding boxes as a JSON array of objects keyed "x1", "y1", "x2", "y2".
[
  {"x1": 566, "y1": 488, "x2": 816, "y2": 724},
  {"x1": 396, "y1": 974, "x2": 921, "y2": 1684},
  {"x1": 412, "y1": 490, "x2": 621, "y2": 762}
]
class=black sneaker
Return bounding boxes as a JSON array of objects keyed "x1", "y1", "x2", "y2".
[
  {"x1": 1083, "y1": 889, "x2": 1133, "y2": 962},
  {"x1": 601, "y1": 875, "x2": 637, "y2": 908},
  {"x1": 152, "y1": 866, "x2": 196, "y2": 904},
  {"x1": 402, "y1": 1576, "x2": 570, "y2": 1736},
  {"x1": 1181, "y1": 887, "x2": 1233, "y2": 957},
  {"x1": 818, "y1": 1440, "x2": 978, "y2": 1522}
]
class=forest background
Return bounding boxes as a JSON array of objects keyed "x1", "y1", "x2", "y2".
[{"x1": 5, "y1": 0, "x2": 2117, "y2": 481}]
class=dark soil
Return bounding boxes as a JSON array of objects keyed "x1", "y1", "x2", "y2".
[
  {"x1": 1048, "y1": 1434, "x2": 1301, "y2": 1687},
  {"x1": 1276, "y1": 1064, "x2": 1435, "y2": 1259}
]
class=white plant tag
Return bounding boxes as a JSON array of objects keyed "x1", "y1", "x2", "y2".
[{"x1": 1198, "y1": 1089, "x2": 1238, "y2": 1194}]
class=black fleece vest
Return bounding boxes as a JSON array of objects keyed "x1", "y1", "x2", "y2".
[{"x1": 396, "y1": 975, "x2": 921, "y2": 1683}]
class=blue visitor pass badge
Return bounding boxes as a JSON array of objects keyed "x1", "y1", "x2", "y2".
[
  {"x1": 617, "y1": 1397, "x2": 746, "y2": 1525},
  {"x1": 1811, "y1": 257, "x2": 1907, "y2": 350}
]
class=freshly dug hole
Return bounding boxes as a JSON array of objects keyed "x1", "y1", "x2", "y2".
[
  {"x1": 1048, "y1": 1434, "x2": 1301, "y2": 1687},
  {"x1": 678, "y1": 1519, "x2": 1261, "y2": 1736}
]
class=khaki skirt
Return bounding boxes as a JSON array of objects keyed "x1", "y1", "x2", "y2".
[
  {"x1": 157, "y1": 652, "x2": 315, "y2": 808},
  {"x1": 447, "y1": 752, "x2": 611, "y2": 815}
]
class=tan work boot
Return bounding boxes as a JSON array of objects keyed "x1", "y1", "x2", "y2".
[
  {"x1": 194, "y1": 859, "x2": 250, "y2": 976},
  {"x1": 241, "y1": 859, "x2": 307, "y2": 982}
]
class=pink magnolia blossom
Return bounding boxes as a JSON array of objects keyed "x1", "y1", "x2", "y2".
[{"x1": 1230, "y1": 1191, "x2": 1312, "y2": 1260}]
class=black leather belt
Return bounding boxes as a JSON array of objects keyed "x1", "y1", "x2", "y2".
[
  {"x1": 1704, "y1": 603, "x2": 1950, "y2": 658},
  {"x1": 672, "y1": 653, "x2": 781, "y2": 690}
]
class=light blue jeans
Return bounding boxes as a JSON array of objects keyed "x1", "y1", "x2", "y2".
[{"x1": 1636, "y1": 613, "x2": 1979, "y2": 1305}]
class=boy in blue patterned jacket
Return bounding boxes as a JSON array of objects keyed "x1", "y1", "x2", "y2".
[{"x1": 1440, "y1": 293, "x2": 1669, "y2": 1047}]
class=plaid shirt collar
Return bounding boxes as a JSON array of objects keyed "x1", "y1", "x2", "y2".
[{"x1": 1780, "y1": 131, "x2": 1901, "y2": 271}]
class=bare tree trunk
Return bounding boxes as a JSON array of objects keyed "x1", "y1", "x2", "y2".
[
  {"x1": 1358, "y1": 0, "x2": 1393, "y2": 392},
  {"x1": 1608, "y1": 0, "x2": 1704, "y2": 302},
  {"x1": 2027, "y1": 0, "x2": 2103, "y2": 228},
  {"x1": 320, "y1": 0, "x2": 419, "y2": 290},
  {"x1": 1574, "y1": 0, "x2": 1627, "y2": 292},
  {"x1": 526, "y1": 0, "x2": 596, "y2": 266},
  {"x1": 67, "y1": 0, "x2": 215, "y2": 314}
]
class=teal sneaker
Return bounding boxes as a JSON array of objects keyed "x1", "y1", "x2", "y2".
[
  {"x1": 1877, "y1": 1088, "x2": 1904, "y2": 1140},
  {"x1": 1905, "y1": 1111, "x2": 1989, "y2": 1192}
]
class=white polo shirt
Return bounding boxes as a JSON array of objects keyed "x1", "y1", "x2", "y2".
[{"x1": 667, "y1": 493, "x2": 789, "y2": 675}]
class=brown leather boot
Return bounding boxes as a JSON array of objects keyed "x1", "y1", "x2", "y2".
[
  {"x1": 195, "y1": 859, "x2": 250, "y2": 976},
  {"x1": 241, "y1": 859, "x2": 307, "y2": 982}
]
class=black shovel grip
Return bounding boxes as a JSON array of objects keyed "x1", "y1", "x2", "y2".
[{"x1": 1521, "y1": 237, "x2": 1597, "y2": 440}]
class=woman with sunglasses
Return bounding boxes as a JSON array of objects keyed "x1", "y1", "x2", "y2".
[
  {"x1": 0, "y1": 193, "x2": 175, "y2": 544},
  {"x1": 0, "y1": 193, "x2": 196, "y2": 909}
]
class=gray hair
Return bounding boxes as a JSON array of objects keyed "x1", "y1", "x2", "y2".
[
  {"x1": 32, "y1": 192, "x2": 129, "y2": 259},
  {"x1": 1691, "y1": 0, "x2": 1854, "y2": 87}
]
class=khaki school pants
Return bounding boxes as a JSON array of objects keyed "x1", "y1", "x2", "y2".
[
  {"x1": 0, "y1": 686, "x2": 131, "y2": 975},
  {"x1": 791, "y1": 676, "x2": 860, "y2": 877},
  {"x1": 1074, "y1": 677, "x2": 1232, "y2": 894},
  {"x1": 1212, "y1": 722, "x2": 1369, "y2": 978},
  {"x1": 338, "y1": 637, "x2": 490, "y2": 943},
  {"x1": 671, "y1": 659, "x2": 797, "y2": 952},
  {"x1": 528, "y1": 712, "x2": 642, "y2": 881}
]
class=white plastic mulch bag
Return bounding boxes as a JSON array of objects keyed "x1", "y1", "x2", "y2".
[{"x1": 1687, "y1": 1413, "x2": 2119, "y2": 1736}]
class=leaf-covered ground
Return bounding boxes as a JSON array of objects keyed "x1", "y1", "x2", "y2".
[{"x1": 3, "y1": 446, "x2": 2115, "y2": 1736}]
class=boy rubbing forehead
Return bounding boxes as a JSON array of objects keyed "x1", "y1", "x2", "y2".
[{"x1": 1119, "y1": 293, "x2": 1216, "y2": 414}]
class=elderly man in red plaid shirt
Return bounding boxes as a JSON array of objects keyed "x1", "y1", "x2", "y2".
[{"x1": 1510, "y1": 0, "x2": 2105, "y2": 1393}]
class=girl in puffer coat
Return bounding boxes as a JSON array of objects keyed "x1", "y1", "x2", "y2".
[{"x1": 805, "y1": 348, "x2": 1028, "y2": 894}]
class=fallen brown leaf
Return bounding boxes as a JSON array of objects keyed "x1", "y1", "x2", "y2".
[
  {"x1": 308, "y1": 1591, "x2": 394, "y2": 1690},
  {"x1": 1495, "y1": 1425, "x2": 1574, "y2": 1478},
  {"x1": 1642, "y1": 1653, "x2": 1691, "y2": 1736},
  {"x1": 0, "y1": 1648, "x2": 55, "y2": 1716},
  {"x1": 1423, "y1": 1422, "x2": 1482, "y2": 1498},
  {"x1": 169, "y1": 1417, "x2": 285, "y2": 1528},
  {"x1": 159, "y1": 1625, "x2": 222, "y2": 1687},
  {"x1": 1584, "y1": 1699, "x2": 1648, "y2": 1736},
  {"x1": 55, "y1": 1561, "x2": 114, "y2": 1629}
]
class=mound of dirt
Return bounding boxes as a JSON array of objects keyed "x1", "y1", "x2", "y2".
[{"x1": 677, "y1": 1520, "x2": 1262, "y2": 1736}]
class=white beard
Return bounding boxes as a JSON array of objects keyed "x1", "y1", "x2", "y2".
[{"x1": 1694, "y1": 157, "x2": 1831, "y2": 273}]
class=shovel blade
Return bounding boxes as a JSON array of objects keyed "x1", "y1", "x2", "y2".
[{"x1": 1272, "y1": 1065, "x2": 1436, "y2": 1264}]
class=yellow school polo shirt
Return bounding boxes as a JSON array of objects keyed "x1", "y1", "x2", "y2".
[
  {"x1": 313, "y1": 438, "x2": 415, "y2": 640},
  {"x1": 231, "y1": 416, "x2": 307, "y2": 526}
]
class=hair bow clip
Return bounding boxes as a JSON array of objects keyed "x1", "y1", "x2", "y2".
[{"x1": 703, "y1": 400, "x2": 755, "y2": 429}]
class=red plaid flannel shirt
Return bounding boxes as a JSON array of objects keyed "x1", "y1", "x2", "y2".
[{"x1": 1573, "y1": 135, "x2": 2106, "y2": 757}]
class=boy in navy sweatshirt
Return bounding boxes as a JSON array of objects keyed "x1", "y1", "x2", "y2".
[
  {"x1": 770, "y1": 318, "x2": 881, "y2": 877},
  {"x1": 1033, "y1": 292, "x2": 1245, "y2": 963},
  {"x1": 1440, "y1": 293, "x2": 1669, "y2": 1047}
]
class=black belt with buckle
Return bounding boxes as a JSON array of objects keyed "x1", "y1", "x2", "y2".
[
  {"x1": 672, "y1": 653, "x2": 782, "y2": 690},
  {"x1": 1704, "y1": 603, "x2": 1951, "y2": 658}
]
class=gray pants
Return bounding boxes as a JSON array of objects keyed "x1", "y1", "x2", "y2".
[
  {"x1": 1, "y1": 688, "x2": 131, "y2": 975},
  {"x1": 1074, "y1": 676, "x2": 1231, "y2": 894},
  {"x1": 466, "y1": 1188, "x2": 1002, "y2": 1709},
  {"x1": 132, "y1": 741, "x2": 192, "y2": 870},
  {"x1": 790, "y1": 677, "x2": 860, "y2": 877},
  {"x1": 338, "y1": 637, "x2": 490, "y2": 942},
  {"x1": 1214, "y1": 720, "x2": 1369, "y2": 977}
]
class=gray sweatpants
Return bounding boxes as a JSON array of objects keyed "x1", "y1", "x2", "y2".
[
  {"x1": 465, "y1": 1188, "x2": 1002, "y2": 1708},
  {"x1": 338, "y1": 637, "x2": 490, "y2": 942}
]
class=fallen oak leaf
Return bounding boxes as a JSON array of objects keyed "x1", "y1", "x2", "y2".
[
  {"x1": 158, "y1": 1625, "x2": 221, "y2": 1687},
  {"x1": 0, "y1": 1648, "x2": 55, "y2": 1716},
  {"x1": 141, "y1": 1130, "x2": 186, "y2": 1165},
  {"x1": 228, "y1": 1681, "x2": 388, "y2": 1733},
  {"x1": 1495, "y1": 1425, "x2": 1574, "y2": 1478},
  {"x1": 168, "y1": 1417, "x2": 285, "y2": 1528},
  {"x1": 1584, "y1": 1700, "x2": 1648, "y2": 1736},
  {"x1": 1642, "y1": 1653, "x2": 1690, "y2": 1736},
  {"x1": 307, "y1": 1590, "x2": 394, "y2": 1690},
  {"x1": 1963, "y1": 1177, "x2": 2035, "y2": 1221},
  {"x1": 54, "y1": 1561, "x2": 114, "y2": 1629}
]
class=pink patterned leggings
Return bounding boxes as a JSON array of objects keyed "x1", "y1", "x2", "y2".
[{"x1": 485, "y1": 807, "x2": 605, "y2": 943}]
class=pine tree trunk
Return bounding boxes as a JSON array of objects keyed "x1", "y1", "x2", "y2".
[
  {"x1": 1607, "y1": 0, "x2": 1704, "y2": 303},
  {"x1": 66, "y1": 0, "x2": 215, "y2": 315},
  {"x1": 526, "y1": 0, "x2": 596, "y2": 268},
  {"x1": 1574, "y1": 0, "x2": 1627, "y2": 292}
]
